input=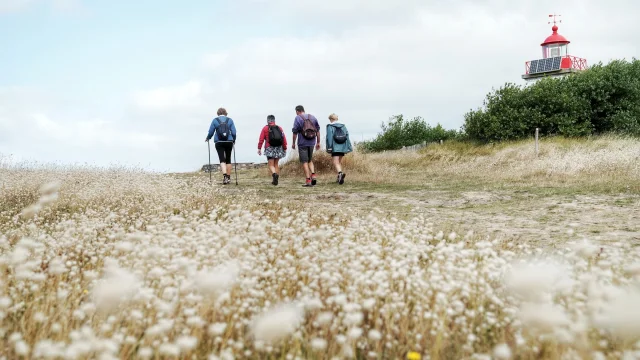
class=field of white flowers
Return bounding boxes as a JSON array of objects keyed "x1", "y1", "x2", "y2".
[{"x1": 1, "y1": 161, "x2": 640, "y2": 359}]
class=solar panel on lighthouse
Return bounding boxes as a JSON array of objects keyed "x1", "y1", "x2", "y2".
[{"x1": 529, "y1": 56, "x2": 562, "y2": 74}]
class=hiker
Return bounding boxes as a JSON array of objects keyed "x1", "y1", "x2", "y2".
[
  {"x1": 258, "y1": 114, "x2": 288, "y2": 186},
  {"x1": 205, "y1": 107, "x2": 237, "y2": 185},
  {"x1": 325, "y1": 113, "x2": 353, "y2": 184},
  {"x1": 291, "y1": 105, "x2": 321, "y2": 187}
]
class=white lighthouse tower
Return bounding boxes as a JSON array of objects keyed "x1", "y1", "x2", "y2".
[{"x1": 522, "y1": 14, "x2": 588, "y2": 82}]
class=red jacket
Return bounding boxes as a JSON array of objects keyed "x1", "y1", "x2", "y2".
[{"x1": 258, "y1": 124, "x2": 288, "y2": 150}]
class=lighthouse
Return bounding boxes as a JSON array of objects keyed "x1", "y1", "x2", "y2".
[{"x1": 522, "y1": 14, "x2": 588, "y2": 81}]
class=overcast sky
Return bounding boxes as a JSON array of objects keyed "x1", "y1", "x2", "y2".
[{"x1": 1, "y1": 0, "x2": 637, "y2": 172}]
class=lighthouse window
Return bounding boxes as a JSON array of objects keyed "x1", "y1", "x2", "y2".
[{"x1": 549, "y1": 47, "x2": 560, "y2": 57}]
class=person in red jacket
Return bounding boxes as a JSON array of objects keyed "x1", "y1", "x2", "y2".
[{"x1": 258, "y1": 115, "x2": 288, "y2": 185}]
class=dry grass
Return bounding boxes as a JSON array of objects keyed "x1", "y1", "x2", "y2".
[
  {"x1": 310, "y1": 135, "x2": 640, "y2": 191},
  {"x1": 1, "y1": 137, "x2": 640, "y2": 359},
  {"x1": 279, "y1": 150, "x2": 374, "y2": 178}
]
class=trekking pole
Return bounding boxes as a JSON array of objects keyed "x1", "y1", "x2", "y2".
[
  {"x1": 233, "y1": 143, "x2": 238, "y2": 185},
  {"x1": 207, "y1": 141, "x2": 212, "y2": 184}
]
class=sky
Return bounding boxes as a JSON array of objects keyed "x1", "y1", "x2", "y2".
[{"x1": 1, "y1": 0, "x2": 638, "y2": 172}]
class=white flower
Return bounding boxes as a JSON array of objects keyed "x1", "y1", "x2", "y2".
[
  {"x1": 209, "y1": 323, "x2": 227, "y2": 336},
  {"x1": 176, "y1": 336, "x2": 198, "y2": 351},
  {"x1": 20, "y1": 204, "x2": 41, "y2": 219},
  {"x1": 493, "y1": 343, "x2": 512, "y2": 360},
  {"x1": 39, "y1": 181, "x2": 61, "y2": 195},
  {"x1": 594, "y1": 289, "x2": 640, "y2": 339},
  {"x1": 15, "y1": 340, "x2": 29, "y2": 356},
  {"x1": 92, "y1": 266, "x2": 141, "y2": 311},
  {"x1": 251, "y1": 303, "x2": 304, "y2": 344},
  {"x1": 505, "y1": 260, "x2": 567, "y2": 301},
  {"x1": 310, "y1": 338, "x2": 327, "y2": 351},
  {"x1": 368, "y1": 330, "x2": 382, "y2": 341},
  {"x1": 194, "y1": 264, "x2": 238, "y2": 296},
  {"x1": 315, "y1": 312, "x2": 333, "y2": 326},
  {"x1": 138, "y1": 347, "x2": 153, "y2": 359},
  {"x1": 348, "y1": 327, "x2": 363, "y2": 340},
  {"x1": 114, "y1": 241, "x2": 134, "y2": 253},
  {"x1": 518, "y1": 303, "x2": 570, "y2": 332},
  {"x1": 362, "y1": 298, "x2": 376, "y2": 310},
  {"x1": 158, "y1": 343, "x2": 181, "y2": 357}
]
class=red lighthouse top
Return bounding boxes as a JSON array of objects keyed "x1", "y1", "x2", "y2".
[
  {"x1": 522, "y1": 14, "x2": 588, "y2": 80},
  {"x1": 541, "y1": 14, "x2": 570, "y2": 46},
  {"x1": 541, "y1": 25, "x2": 570, "y2": 46}
]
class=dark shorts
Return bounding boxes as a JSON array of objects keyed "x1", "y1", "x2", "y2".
[
  {"x1": 298, "y1": 146, "x2": 314, "y2": 163},
  {"x1": 331, "y1": 152, "x2": 345, "y2": 157},
  {"x1": 215, "y1": 142, "x2": 233, "y2": 163}
]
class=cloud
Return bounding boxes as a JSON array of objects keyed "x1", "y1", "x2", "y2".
[
  {"x1": 4, "y1": 0, "x2": 640, "y2": 172},
  {"x1": 133, "y1": 81, "x2": 208, "y2": 113},
  {"x1": 0, "y1": 0, "x2": 83, "y2": 14},
  {"x1": 0, "y1": 88, "x2": 171, "y2": 170},
  {"x1": 0, "y1": 0, "x2": 34, "y2": 13}
]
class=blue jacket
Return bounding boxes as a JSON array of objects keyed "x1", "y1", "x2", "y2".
[
  {"x1": 325, "y1": 122, "x2": 353, "y2": 154},
  {"x1": 206, "y1": 116, "x2": 237, "y2": 143}
]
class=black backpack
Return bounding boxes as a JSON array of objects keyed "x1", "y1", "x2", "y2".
[
  {"x1": 216, "y1": 117, "x2": 230, "y2": 140},
  {"x1": 333, "y1": 125, "x2": 347, "y2": 144},
  {"x1": 268, "y1": 125, "x2": 283, "y2": 147}
]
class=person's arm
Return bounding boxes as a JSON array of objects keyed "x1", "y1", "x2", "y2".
[
  {"x1": 315, "y1": 118, "x2": 321, "y2": 150},
  {"x1": 326, "y1": 125, "x2": 333, "y2": 152},
  {"x1": 206, "y1": 119, "x2": 217, "y2": 141},
  {"x1": 281, "y1": 126, "x2": 288, "y2": 150},
  {"x1": 258, "y1": 126, "x2": 265, "y2": 154},
  {"x1": 291, "y1": 117, "x2": 300, "y2": 149},
  {"x1": 230, "y1": 119, "x2": 237, "y2": 143}
]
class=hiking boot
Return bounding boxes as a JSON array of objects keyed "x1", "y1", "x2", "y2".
[
  {"x1": 302, "y1": 178, "x2": 312, "y2": 187},
  {"x1": 338, "y1": 172, "x2": 346, "y2": 185},
  {"x1": 311, "y1": 176, "x2": 317, "y2": 186},
  {"x1": 273, "y1": 173, "x2": 279, "y2": 186},
  {"x1": 223, "y1": 175, "x2": 230, "y2": 185},
  {"x1": 336, "y1": 174, "x2": 340, "y2": 183}
]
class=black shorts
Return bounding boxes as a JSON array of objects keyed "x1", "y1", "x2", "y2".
[
  {"x1": 215, "y1": 142, "x2": 233, "y2": 163},
  {"x1": 331, "y1": 152, "x2": 345, "y2": 157},
  {"x1": 298, "y1": 146, "x2": 314, "y2": 163}
]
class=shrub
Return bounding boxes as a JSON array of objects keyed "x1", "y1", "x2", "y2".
[
  {"x1": 278, "y1": 149, "x2": 371, "y2": 177},
  {"x1": 359, "y1": 115, "x2": 461, "y2": 152},
  {"x1": 463, "y1": 58, "x2": 640, "y2": 142}
]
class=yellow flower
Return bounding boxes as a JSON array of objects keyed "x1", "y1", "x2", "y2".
[{"x1": 406, "y1": 352, "x2": 421, "y2": 360}]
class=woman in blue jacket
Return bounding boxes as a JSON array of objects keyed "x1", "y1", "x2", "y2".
[
  {"x1": 325, "y1": 113, "x2": 353, "y2": 184},
  {"x1": 205, "y1": 107, "x2": 237, "y2": 185}
]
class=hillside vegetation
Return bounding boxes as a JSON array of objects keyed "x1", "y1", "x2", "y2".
[
  {"x1": 361, "y1": 58, "x2": 640, "y2": 152},
  {"x1": 282, "y1": 135, "x2": 640, "y2": 192}
]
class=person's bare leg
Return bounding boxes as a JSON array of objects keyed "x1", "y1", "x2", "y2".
[
  {"x1": 274, "y1": 158, "x2": 280, "y2": 174},
  {"x1": 219, "y1": 162, "x2": 227, "y2": 183},
  {"x1": 302, "y1": 163, "x2": 311, "y2": 179},
  {"x1": 333, "y1": 156, "x2": 342, "y2": 173},
  {"x1": 268, "y1": 159, "x2": 276, "y2": 174}
]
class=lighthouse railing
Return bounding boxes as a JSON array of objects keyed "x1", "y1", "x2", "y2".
[
  {"x1": 566, "y1": 55, "x2": 588, "y2": 70},
  {"x1": 524, "y1": 55, "x2": 588, "y2": 75}
]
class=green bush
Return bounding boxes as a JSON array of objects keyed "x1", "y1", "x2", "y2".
[
  {"x1": 462, "y1": 58, "x2": 640, "y2": 141},
  {"x1": 359, "y1": 115, "x2": 461, "y2": 152}
]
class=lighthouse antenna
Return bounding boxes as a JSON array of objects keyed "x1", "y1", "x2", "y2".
[{"x1": 548, "y1": 13, "x2": 562, "y2": 26}]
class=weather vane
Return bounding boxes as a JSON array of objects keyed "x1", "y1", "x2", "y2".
[{"x1": 548, "y1": 13, "x2": 562, "y2": 26}]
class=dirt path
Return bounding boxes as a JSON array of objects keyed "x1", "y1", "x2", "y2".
[{"x1": 195, "y1": 170, "x2": 640, "y2": 246}]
